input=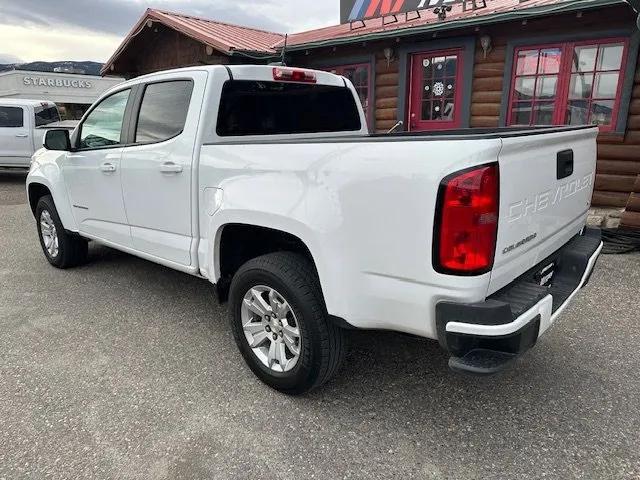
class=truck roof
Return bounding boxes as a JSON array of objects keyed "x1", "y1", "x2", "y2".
[
  {"x1": 0, "y1": 98, "x2": 57, "y2": 107},
  {"x1": 125, "y1": 64, "x2": 347, "y2": 88}
]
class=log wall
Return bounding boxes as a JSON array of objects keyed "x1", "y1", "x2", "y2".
[
  {"x1": 374, "y1": 51, "x2": 401, "y2": 133},
  {"x1": 302, "y1": 6, "x2": 640, "y2": 213}
]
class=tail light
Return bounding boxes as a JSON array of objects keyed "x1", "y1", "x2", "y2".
[
  {"x1": 434, "y1": 163, "x2": 499, "y2": 275},
  {"x1": 273, "y1": 67, "x2": 317, "y2": 83}
]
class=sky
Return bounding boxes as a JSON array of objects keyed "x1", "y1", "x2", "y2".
[{"x1": 0, "y1": 0, "x2": 340, "y2": 64}]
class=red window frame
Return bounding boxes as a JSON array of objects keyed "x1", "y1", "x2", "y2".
[
  {"x1": 327, "y1": 63, "x2": 372, "y2": 125},
  {"x1": 507, "y1": 37, "x2": 629, "y2": 132}
]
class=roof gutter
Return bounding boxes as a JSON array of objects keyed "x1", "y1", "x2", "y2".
[{"x1": 281, "y1": 0, "x2": 629, "y2": 52}]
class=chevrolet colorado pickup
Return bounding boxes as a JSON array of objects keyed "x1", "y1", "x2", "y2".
[
  {"x1": 1, "y1": 99, "x2": 61, "y2": 169},
  {"x1": 26, "y1": 65, "x2": 602, "y2": 394}
]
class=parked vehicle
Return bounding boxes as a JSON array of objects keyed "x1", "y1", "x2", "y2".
[
  {"x1": 0, "y1": 99, "x2": 62, "y2": 168},
  {"x1": 26, "y1": 65, "x2": 602, "y2": 394}
]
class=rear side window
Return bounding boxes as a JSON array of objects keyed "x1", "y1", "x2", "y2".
[
  {"x1": 216, "y1": 81, "x2": 362, "y2": 137},
  {"x1": 34, "y1": 106, "x2": 61, "y2": 127},
  {"x1": 135, "y1": 80, "x2": 194, "y2": 143},
  {"x1": 0, "y1": 106, "x2": 24, "y2": 128}
]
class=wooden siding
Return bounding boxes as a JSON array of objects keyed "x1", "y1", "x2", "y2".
[
  {"x1": 374, "y1": 52, "x2": 400, "y2": 133},
  {"x1": 369, "y1": 7, "x2": 640, "y2": 211},
  {"x1": 107, "y1": 24, "x2": 229, "y2": 78},
  {"x1": 470, "y1": 43, "x2": 506, "y2": 129}
]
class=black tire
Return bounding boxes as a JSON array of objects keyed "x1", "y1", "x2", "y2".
[
  {"x1": 229, "y1": 252, "x2": 347, "y2": 395},
  {"x1": 35, "y1": 195, "x2": 88, "y2": 269}
]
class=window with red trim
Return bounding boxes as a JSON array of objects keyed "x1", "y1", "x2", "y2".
[
  {"x1": 507, "y1": 38, "x2": 628, "y2": 132},
  {"x1": 327, "y1": 63, "x2": 371, "y2": 119}
]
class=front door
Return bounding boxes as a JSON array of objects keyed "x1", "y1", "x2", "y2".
[
  {"x1": 408, "y1": 49, "x2": 464, "y2": 131},
  {"x1": 63, "y1": 88, "x2": 133, "y2": 247}
]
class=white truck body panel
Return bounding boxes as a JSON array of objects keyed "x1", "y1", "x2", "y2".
[
  {"x1": 0, "y1": 99, "x2": 61, "y2": 167},
  {"x1": 26, "y1": 65, "x2": 600, "y2": 344}
]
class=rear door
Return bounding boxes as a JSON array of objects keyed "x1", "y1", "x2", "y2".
[
  {"x1": 120, "y1": 73, "x2": 203, "y2": 266},
  {"x1": 0, "y1": 105, "x2": 32, "y2": 166},
  {"x1": 489, "y1": 126, "x2": 598, "y2": 294}
]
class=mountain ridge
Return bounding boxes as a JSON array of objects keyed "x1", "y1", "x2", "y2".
[{"x1": 0, "y1": 61, "x2": 103, "y2": 76}]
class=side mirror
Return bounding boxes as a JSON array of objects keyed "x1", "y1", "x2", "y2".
[{"x1": 43, "y1": 129, "x2": 71, "y2": 151}]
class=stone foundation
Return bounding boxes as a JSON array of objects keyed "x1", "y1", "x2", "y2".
[{"x1": 587, "y1": 207, "x2": 625, "y2": 229}]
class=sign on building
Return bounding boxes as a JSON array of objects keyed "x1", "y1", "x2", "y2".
[{"x1": 341, "y1": 0, "x2": 487, "y2": 23}]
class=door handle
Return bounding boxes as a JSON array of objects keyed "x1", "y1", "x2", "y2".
[
  {"x1": 160, "y1": 162, "x2": 183, "y2": 174},
  {"x1": 557, "y1": 150, "x2": 574, "y2": 180},
  {"x1": 15, "y1": 133, "x2": 29, "y2": 138},
  {"x1": 100, "y1": 162, "x2": 117, "y2": 173}
]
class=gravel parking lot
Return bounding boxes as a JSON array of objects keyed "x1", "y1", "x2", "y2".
[{"x1": 1, "y1": 172, "x2": 640, "y2": 480}]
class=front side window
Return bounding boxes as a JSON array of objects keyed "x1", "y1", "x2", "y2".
[
  {"x1": 79, "y1": 89, "x2": 131, "y2": 149},
  {"x1": 328, "y1": 64, "x2": 371, "y2": 118},
  {"x1": 217, "y1": 81, "x2": 361, "y2": 137},
  {"x1": 0, "y1": 106, "x2": 24, "y2": 128},
  {"x1": 508, "y1": 39, "x2": 628, "y2": 131},
  {"x1": 135, "y1": 80, "x2": 194, "y2": 143},
  {"x1": 34, "y1": 106, "x2": 61, "y2": 127}
]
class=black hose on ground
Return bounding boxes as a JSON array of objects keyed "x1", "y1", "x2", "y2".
[{"x1": 601, "y1": 228, "x2": 640, "y2": 255}]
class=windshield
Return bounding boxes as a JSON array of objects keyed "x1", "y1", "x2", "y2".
[{"x1": 34, "y1": 105, "x2": 61, "y2": 127}]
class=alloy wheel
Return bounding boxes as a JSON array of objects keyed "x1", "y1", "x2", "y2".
[
  {"x1": 240, "y1": 285, "x2": 302, "y2": 373},
  {"x1": 40, "y1": 210, "x2": 59, "y2": 258}
]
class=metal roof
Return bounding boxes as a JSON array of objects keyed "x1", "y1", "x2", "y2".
[
  {"x1": 280, "y1": 0, "x2": 627, "y2": 51},
  {"x1": 102, "y1": 0, "x2": 628, "y2": 75},
  {"x1": 147, "y1": 9, "x2": 284, "y2": 54},
  {"x1": 101, "y1": 8, "x2": 284, "y2": 75}
]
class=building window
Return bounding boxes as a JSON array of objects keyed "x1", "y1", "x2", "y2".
[
  {"x1": 507, "y1": 39, "x2": 628, "y2": 132},
  {"x1": 327, "y1": 64, "x2": 371, "y2": 119}
]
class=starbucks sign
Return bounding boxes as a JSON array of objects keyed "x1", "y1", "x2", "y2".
[{"x1": 23, "y1": 76, "x2": 94, "y2": 89}]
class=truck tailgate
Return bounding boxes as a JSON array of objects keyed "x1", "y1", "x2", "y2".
[{"x1": 489, "y1": 126, "x2": 599, "y2": 295}]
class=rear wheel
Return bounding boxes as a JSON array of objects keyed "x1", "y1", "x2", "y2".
[
  {"x1": 36, "y1": 195, "x2": 88, "y2": 269},
  {"x1": 229, "y1": 252, "x2": 347, "y2": 395}
]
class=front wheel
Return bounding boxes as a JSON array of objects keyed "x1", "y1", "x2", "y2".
[
  {"x1": 35, "y1": 195, "x2": 88, "y2": 269},
  {"x1": 229, "y1": 252, "x2": 347, "y2": 395}
]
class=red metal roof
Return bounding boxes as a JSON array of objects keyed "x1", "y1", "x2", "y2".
[
  {"x1": 102, "y1": 8, "x2": 284, "y2": 74},
  {"x1": 148, "y1": 9, "x2": 284, "y2": 54},
  {"x1": 102, "y1": 0, "x2": 622, "y2": 75},
  {"x1": 280, "y1": 0, "x2": 604, "y2": 50}
]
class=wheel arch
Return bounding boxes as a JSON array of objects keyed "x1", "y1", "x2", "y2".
[
  {"x1": 213, "y1": 223, "x2": 323, "y2": 303},
  {"x1": 27, "y1": 182, "x2": 52, "y2": 216},
  {"x1": 27, "y1": 153, "x2": 78, "y2": 232}
]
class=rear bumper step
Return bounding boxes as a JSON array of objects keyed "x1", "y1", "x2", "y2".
[
  {"x1": 449, "y1": 349, "x2": 517, "y2": 376},
  {"x1": 436, "y1": 228, "x2": 602, "y2": 375}
]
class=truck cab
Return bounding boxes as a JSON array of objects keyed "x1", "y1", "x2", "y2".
[{"x1": 0, "y1": 99, "x2": 61, "y2": 168}]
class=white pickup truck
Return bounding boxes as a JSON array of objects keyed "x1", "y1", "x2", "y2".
[
  {"x1": 26, "y1": 65, "x2": 602, "y2": 394},
  {"x1": 0, "y1": 99, "x2": 62, "y2": 168}
]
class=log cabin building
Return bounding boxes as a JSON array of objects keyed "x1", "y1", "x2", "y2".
[{"x1": 102, "y1": 0, "x2": 640, "y2": 228}]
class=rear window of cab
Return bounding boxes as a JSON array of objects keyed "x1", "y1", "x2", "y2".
[{"x1": 216, "y1": 81, "x2": 362, "y2": 137}]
